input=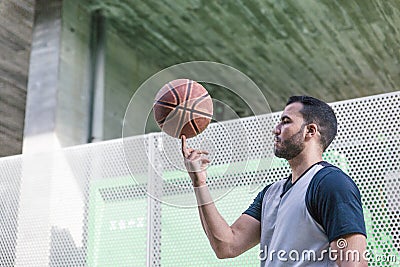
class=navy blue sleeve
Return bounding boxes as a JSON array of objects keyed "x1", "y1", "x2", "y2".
[
  {"x1": 306, "y1": 168, "x2": 367, "y2": 243},
  {"x1": 243, "y1": 184, "x2": 272, "y2": 221}
]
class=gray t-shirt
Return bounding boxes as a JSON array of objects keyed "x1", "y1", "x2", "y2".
[{"x1": 244, "y1": 162, "x2": 366, "y2": 266}]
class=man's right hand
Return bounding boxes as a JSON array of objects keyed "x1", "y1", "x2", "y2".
[{"x1": 181, "y1": 135, "x2": 210, "y2": 187}]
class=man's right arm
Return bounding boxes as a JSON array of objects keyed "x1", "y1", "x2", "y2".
[
  {"x1": 181, "y1": 136, "x2": 261, "y2": 258},
  {"x1": 194, "y1": 179, "x2": 261, "y2": 258}
]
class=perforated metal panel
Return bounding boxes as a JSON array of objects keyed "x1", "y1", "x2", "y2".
[{"x1": 0, "y1": 92, "x2": 399, "y2": 266}]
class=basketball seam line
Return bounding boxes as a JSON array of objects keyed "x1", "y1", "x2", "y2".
[
  {"x1": 154, "y1": 100, "x2": 177, "y2": 108},
  {"x1": 191, "y1": 120, "x2": 201, "y2": 135},
  {"x1": 190, "y1": 110, "x2": 201, "y2": 135},
  {"x1": 175, "y1": 80, "x2": 191, "y2": 138},
  {"x1": 155, "y1": 83, "x2": 179, "y2": 126},
  {"x1": 191, "y1": 93, "x2": 212, "y2": 116},
  {"x1": 186, "y1": 108, "x2": 213, "y2": 118},
  {"x1": 190, "y1": 93, "x2": 211, "y2": 135},
  {"x1": 155, "y1": 102, "x2": 212, "y2": 126},
  {"x1": 155, "y1": 101, "x2": 180, "y2": 125},
  {"x1": 192, "y1": 93, "x2": 210, "y2": 108},
  {"x1": 167, "y1": 82, "x2": 180, "y2": 105},
  {"x1": 155, "y1": 93, "x2": 208, "y2": 108},
  {"x1": 156, "y1": 103, "x2": 212, "y2": 118}
]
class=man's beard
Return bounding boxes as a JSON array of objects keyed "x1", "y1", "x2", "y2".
[{"x1": 274, "y1": 125, "x2": 305, "y2": 160}]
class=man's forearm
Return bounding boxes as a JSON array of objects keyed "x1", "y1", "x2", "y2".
[
  {"x1": 181, "y1": 138, "x2": 259, "y2": 258},
  {"x1": 193, "y1": 184, "x2": 235, "y2": 258}
]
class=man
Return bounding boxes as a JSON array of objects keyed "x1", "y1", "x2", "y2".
[{"x1": 181, "y1": 96, "x2": 367, "y2": 266}]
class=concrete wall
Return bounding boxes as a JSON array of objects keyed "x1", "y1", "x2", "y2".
[
  {"x1": 0, "y1": 0, "x2": 35, "y2": 157},
  {"x1": 23, "y1": 0, "x2": 63, "y2": 154},
  {"x1": 103, "y1": 24, "x2": 162, "y2": 140},
  {"x1": 56, "y1": 0, "x2": 92, "y2": 147}
]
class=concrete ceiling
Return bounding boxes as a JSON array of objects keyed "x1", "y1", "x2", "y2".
[
  {"x1": 2, "y1": 0, "x2": 399, "y2": 154},
  {"x1": 88, "y1": 0, "x2": 400, "y2": 112}
]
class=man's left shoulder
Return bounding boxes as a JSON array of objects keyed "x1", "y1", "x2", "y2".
[
  {"x1": 308, "y1": 163, "x2": 361, "y2": 202},
  {"x1": 313, "y1": 163, "x2": 357, "y2": 189},
  {"x1": 306, "y1": 163, "x2": 366, "y2": 242}
]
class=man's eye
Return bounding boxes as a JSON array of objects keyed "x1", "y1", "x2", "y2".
[{"x1": 282, "y1": 120, "x2": 289, "y2": 124}]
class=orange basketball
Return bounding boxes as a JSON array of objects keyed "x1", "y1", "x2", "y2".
[{"x1": 153, "y1": 79, "x2": 213, "y2": 138}]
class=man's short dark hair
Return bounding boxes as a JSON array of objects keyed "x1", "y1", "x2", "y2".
[{"x1": 286, "y1": 96, "x2": 337, "y2": 151}]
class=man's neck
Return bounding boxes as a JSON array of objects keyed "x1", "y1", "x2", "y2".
[{"x1": 288, "y1": 150, "x2": 323, "y2": 183}]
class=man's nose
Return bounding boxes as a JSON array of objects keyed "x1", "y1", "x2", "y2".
[{"x1": 272, "y1": 125, "x2": 280, "y2": 135}]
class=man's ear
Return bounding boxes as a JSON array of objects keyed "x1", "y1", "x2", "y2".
[{"x1": 306, "y1": 124, "x2": 318, "y2": 137}]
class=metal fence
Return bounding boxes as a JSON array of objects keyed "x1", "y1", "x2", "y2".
[{"x1": 0, "y1": 92, "x2": 399, "y2": 266}]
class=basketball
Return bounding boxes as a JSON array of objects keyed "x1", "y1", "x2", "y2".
[{"x1": 153, "y1": 79, "x2": 213, "y2": 139}]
